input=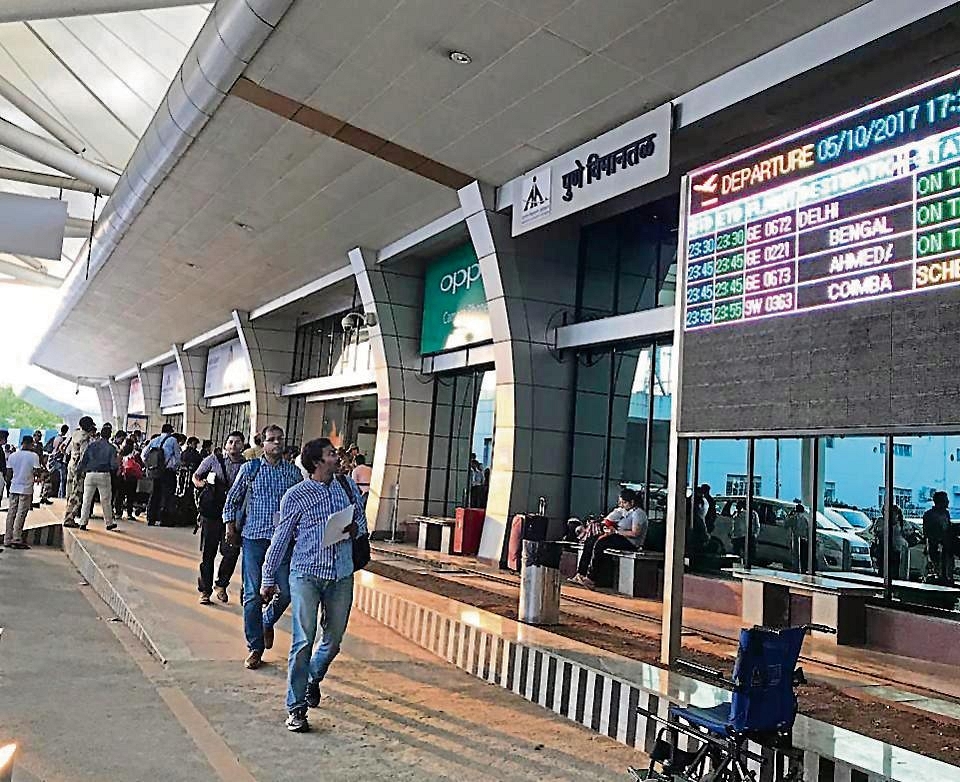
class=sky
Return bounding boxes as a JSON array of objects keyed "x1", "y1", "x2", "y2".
[{"x1": 0, "y1": 282, "x2": 100, "y2": 417}]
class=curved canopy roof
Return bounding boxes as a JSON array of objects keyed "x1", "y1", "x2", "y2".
[{"x1": 0, "y1": 2, "x2": 209, "y2": 283}]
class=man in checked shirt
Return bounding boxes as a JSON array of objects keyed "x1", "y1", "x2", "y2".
[
  {"x1": 223, "y1": 424, "x2": 303, "y2": 670},
  {"x1": 260, "y1": 437, "x2": 367, "y2": 732}
]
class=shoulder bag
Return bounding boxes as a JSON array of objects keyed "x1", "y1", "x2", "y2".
[
  {"x1": 335, "y1": 474, "x2": 370, "y2": 571},
  {"x1": 235, "y1": 459, "x2": 261, "y2": 535},
  {"x1": 197, "y1": 454, "x2": 229, "y2": 519}
]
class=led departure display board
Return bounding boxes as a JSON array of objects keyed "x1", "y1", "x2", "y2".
[
  {"x1": 684, "y1": 69, "x2": 960, "y2": 331},
  {"x1": 679, "y1": 67, "x2": 960, "y2": 435}
]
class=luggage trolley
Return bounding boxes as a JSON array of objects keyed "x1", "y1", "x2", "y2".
[{"x1": 628, "y1": 623, "x2": 835, "y2": 782}]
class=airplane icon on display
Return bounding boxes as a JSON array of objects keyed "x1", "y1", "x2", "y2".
[
  {"x1": 693, "y1": 173, "x2": 719, "y2": 206},
  {"x1": 693, "y1": 173, "x2": 719, "y2": 193}
]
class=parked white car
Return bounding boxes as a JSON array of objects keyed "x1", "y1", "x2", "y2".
[{"x1": 712, "y1": 496, "x2": 873, "y2": 572}]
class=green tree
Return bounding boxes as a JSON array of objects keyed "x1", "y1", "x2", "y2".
[{"x1": 0, "y1": 386, "x2": 61, "y2": 430}]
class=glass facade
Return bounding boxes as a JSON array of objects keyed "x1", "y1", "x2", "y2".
[
  {"x1": 568, "y1": 340, "x2": 673, "y2": 521},
  {"x1": 210, "y1": 403, "x2": 250, "y2": 448},
  {"x1": 575, "y1": 197, "x2": 679, "y2": 322},
  {"x1": 290, "y1": 307, "x2": 372, "y2": 382},
  {"x1": 285, "y1": 395, "x2": 306, "y2": 450},
  {"x1": 692, "y1": 433, "x2": 960, "y2": 613},
  {"x1": 424, "y1": 367, "x2": 496, "y2": 518},
  {"x1": 163, "y1": 413, "x2": 184, "y2": 433}
]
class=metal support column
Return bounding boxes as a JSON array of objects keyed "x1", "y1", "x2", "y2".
[
  {"x1": 691, "y1": 438, "x2": 701, "y2": 511},
  {"x1": 883, "y1": 434, "x2": 895, "y2": 600},
  {"x1": 660, "y1": 436, "x2": 689, "y2": 666},
  {"x1": 643, "y1": 344, "x2": 658, "y2": 514},
  {"x1": 745, "y1": 438, "x2": 756, "y2": 570},
  {"x1": 807, "y1": 437, "x2": 820, "y2": 576}
]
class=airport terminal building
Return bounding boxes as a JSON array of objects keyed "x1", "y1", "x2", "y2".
[{"x1": 31, "y1": 0, "x2": 960, "y2": 664}]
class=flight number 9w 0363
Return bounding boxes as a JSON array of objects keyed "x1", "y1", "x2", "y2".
[{"x1": 745, "y1": 291, "x2": 794, "y2": 318}]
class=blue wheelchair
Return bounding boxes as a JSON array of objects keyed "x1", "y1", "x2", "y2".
[{"x1": 629, "y1": 623, "x2": 834, "y2": 782}]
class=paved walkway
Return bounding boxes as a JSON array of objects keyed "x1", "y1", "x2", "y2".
[{"x1": 1, "y1": 507, "x2": 644, "y2": 781}]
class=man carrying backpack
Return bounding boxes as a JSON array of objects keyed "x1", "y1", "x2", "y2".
[
  {"x1": 192, "y1": 430, "x2": 246, "y2": 605},
  {"x1": 140, "y1": 423, "x2": 181, "y2": 527}
]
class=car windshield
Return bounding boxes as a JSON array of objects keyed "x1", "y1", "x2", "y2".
[
  {"x1": 836, "y1": 509, "x2": 871, "y2": 529},
  {"x1": 822, "y1": 508, "x2": 853, "y2": 529},
  {"x1": 815, "y1": 512, "x2": 843, "y2": 531}
]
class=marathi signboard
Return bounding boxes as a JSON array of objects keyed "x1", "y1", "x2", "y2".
[
  {"x1": 512, "y1": 103, "x2": 672, "y2": 236},
  {"x1": 420, "y1": 244, "x2": 491, "y2": 356}
]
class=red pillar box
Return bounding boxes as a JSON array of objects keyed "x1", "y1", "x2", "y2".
[{"x1": 454, "y1": 507, "x2": 485, "y2": 556}]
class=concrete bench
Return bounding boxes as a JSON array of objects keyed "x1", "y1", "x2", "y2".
[
  {"x1": 606, "y1": 550, "x2": 664, "y2": 599},
  {"x1": 560, "y1": 541, "x2": 663, "y2": 598},
  {"x1": 412, "y1": 515, "x2": 455, "y2": 555},
  {"x1": 829, "y1": 570, "x2": 960, "y2": 611},
  {"x1": 732, "y1": 567, "x2": 880, "y2": 646}
]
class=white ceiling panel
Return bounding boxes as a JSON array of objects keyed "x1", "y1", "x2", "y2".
[
  {"x1": 546, "y1": 0, "x2": 669, "y2": 52},
  {"x1": 440, "y1": 31, "x2": 589, "y2": 128},
  {"x1": 490, "y1": 0, "x2": 575, "y2": 25},
  {"x1": 346, "y1": 0, "x2": 476, "y2": 80}
]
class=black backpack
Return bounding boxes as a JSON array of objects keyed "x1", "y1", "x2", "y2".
[
  {"x1": 145, "y1": 435, "x2": 171, "y2": 479},
  {"x1": 196, "y1": 454, "x2": 231, "y2": 519}
]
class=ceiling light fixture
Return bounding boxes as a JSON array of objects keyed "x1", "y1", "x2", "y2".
[{"x1": 448, "y1": 50, "x2": 472, "y2": 65}]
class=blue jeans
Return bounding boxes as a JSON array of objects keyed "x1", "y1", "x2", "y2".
[
  {"x1": 241, "y1": 537, "x2": 291, "y2": 653},
  {"x1": 286, "y1": 572, "x2": 354, "y2": 712}
]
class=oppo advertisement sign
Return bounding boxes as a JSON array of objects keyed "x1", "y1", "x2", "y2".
[
  {"x1": 420, "y1": 244, "x2": 491, "y2": 355},
  {"x1": 679, "y1": 67, "x2": 960, "y2": 435}
]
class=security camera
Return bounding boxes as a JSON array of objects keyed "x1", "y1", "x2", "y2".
[{"x1": 341, "y1": 312, "x2": 363, "y2": 333}]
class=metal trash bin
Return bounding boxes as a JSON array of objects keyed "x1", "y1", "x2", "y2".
[{"x1": 519, "y1": 540, "x2": 562, "y2": 625}]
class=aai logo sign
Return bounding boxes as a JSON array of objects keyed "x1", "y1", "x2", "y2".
[{"x1": 519, "y1": 168, "x2": 551, "y2": 227}]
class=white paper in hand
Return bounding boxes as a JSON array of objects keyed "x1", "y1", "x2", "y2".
[{"x1": 322, "y1": 504, "x2": 355, "y2": 548}]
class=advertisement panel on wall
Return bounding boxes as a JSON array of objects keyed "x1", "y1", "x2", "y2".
[
  {"x1": 420, "y1": 244, "x2": 492, "y2": 355},
  {"x1": 160, "y1": 362, "x2": 185, "y2": 408},
  {"x1": 679, "y1": 66, "x2": 960, "y2": 434},
  {"x1": 125, "y1": 413, "x2": 148, "y2": 438},
  {"x1": 127, "y1": 376, "x2": 145, "y2": 415},
  {"x1": 204, "y1": 338, "x2": 251, "y2": 398}
]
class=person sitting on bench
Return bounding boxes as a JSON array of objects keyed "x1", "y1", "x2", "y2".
[{"x1": 570, "y1": 488, "x2": 648, "y2": 588}]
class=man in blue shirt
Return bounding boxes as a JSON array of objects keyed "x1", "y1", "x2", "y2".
[
  {"x1": 140, "y1": 423, "x2": 182, "y2": 526},
  {"x1": 261, "y1": 437, "x2": 367, "y2": 732},
  {"x1": 223, "y1": 424, "x2": 302, "y2": 670}
]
